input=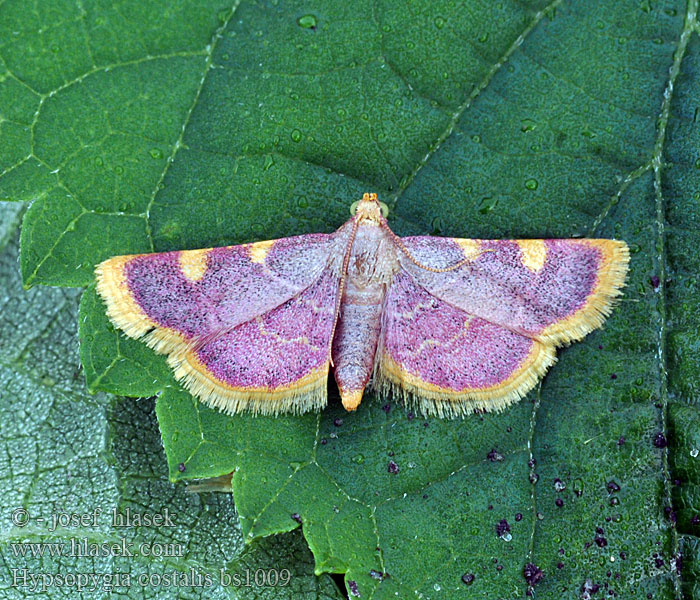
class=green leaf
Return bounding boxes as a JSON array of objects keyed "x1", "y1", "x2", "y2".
[
  {"x1": 0, "y1": 206, "x2": 345, "y2": 599},
  {"x1": 3, "y1": 1, "x2": 700, "y2": 598}
]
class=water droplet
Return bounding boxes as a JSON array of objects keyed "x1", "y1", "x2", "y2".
[
  {"x1": 639, "y1": 0, "x2": 651, "y2": 13},
  {"x1": 263, "y1": 155, "x2": 274, "y2": 171},
  {"x1": 171, "y1": 432, "x2": 179, "y2": 442},
  {"x1": 94, "y1": 157, "x2": 103, "y2": 167},
  {"x1": 297, "y1": 14, "x2": 317, "y2": 29},
  {"x1": 471, "y1": 134, "x2": 481, "y2": 143},
  {"x1": 478, "y1": 32, "x2": 489, "y2": 43},
  {"x1": 664, "y1": 8, "x2": 677, "y2": 16},
  {"x1": 525, "y1": 178, "x2": 538, "y2": 190},
  {"x1": 479, "y1": 196, "x2": 498, "y2": 214},
  {"x1": 41, "y1": 375, "x2": 55, "y2": 387},
  {"x1": 352, "y1": 454, "x2": 365, "y2": 464},
  {"x1": 434, "y1": 16, "x2": 445, "y2": 29},
  {"x1": 691, "y1": 448, "x2": 698, "y2": 458},
  {"x1": 291, "y1": 129, "x2": 302, "y2": 142},
  {"x1": 51, "y1": 45, "x2": 60, "y2": 53},
  {"x1": 521, "y1": 119, "x2": 537, "y2": 132},
  {"x1": 149, "y1": 148, "x2": 163, "y2": 159},
  {"x1": 433, "y1": 583, "x2": 441, "y2": 591},
  {"x1": 114, "y1": 166, "x2": 124, "y2": 174},
  {"x1": 217, "y1": 9, "x2": 229, "y2": 23},
  {"x1": 337, "y1": 107, "x2": 347, "y2": 118}
]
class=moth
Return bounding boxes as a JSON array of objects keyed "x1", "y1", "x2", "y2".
[{"x1": 96, "y1": 193, "x2": 629, "y2": 418}]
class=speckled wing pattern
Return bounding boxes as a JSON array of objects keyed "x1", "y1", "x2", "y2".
[
  {"x1": 95, "y1": 195, "x2": 629, "y2": 418},
  {"x1": 96, "y1": 232, "x2": 345, "y2": 415},
  {"x1": 376, "y1": 237, "x2": 629, "y2": 416}
]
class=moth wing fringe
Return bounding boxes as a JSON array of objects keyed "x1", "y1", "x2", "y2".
[{"x1": 373, "y1": 341, "x2": 556, "y2": 419}]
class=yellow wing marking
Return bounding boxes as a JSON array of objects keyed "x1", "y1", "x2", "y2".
[
  {"x1": 179, "y1": 248, "x2": 210, "y2": 282},
  {"x1": 248, "y1": 239, "x2": 275, "y2": 264},
  {"x1": 517, "y1": 240, "x2": 547, "y2": 273}
]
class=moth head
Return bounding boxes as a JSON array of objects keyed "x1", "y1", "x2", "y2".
[{"x1": 351, "y1": 193, "x2": 389, "y2": 223}]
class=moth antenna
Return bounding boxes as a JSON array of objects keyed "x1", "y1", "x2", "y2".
[
  {"x1": 329, "y1": 216, "x2": 361, "y2": 367},
  {"x1": 381, "y1": 222, "x2": 474, "y2": 273}
]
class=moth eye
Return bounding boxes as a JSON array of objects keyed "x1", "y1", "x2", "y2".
[
  {"x1": 350, "y1": 200, "x2": 360, "y2": 215},
  {"x1": 379, "y1": 201, "x2": 389, "y2": 218}
]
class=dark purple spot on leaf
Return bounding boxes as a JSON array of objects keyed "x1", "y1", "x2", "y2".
[
  {"x1": 178, "y1": 462, "x2": 186, "y2": 472},
  {"x1": 610, "y1": 373, "x2": 617, "y2": 380},
  {"x1": 382, "y1": 403, "x2": 391, "y2": 413},
  {"x1": 515, "y1": 512, "x2": 523, "y2": 522},
  {"x1": 387, "y1": 460, "x2": 399, "y2": 474},
  {"x1": 291, "y1": 513, "x2": 302, "y2": 524},
  {"x1": 334, "y1": 418, "x2": 343, "y2": 427},
  {"x1": 617, "y1": 436, "x2": 625, "y2": 446},
  {"x1": 523, "y1": 563, "x2": 543, "y2": 586},
  {"x1": 555, "y1": 498, "x2": 564, "y2": 507},
  {"x1": 461, "y1": 573, "x2": 475, "y2": 586},
  {"x1": 653, "y1": 432, "x2": 668, "y2": 448},
  {"x1": 487, "y1": 448, "x2": 504, "y2": 462},
  {"x1": 348, "y1": 580, "x2": 360, "y2": 597},
  {"x1": 553, "y1": 478, "x2": 566, "y2": 491},
  {"x1": 496, "y1": 519, "x2": 510, "y2": 536},
  {"x1": 595, "y1": 536, "x2": 608, "y2": 547},
  {"x1": 606, "y1": 480, "x2": 621, "y2": 493},
  {"x1": 650, "y1": 275, "x2": 660, "y2": 289}
]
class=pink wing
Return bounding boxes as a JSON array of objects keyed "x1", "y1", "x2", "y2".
[
  {"x1": 376, "y1": 237, "x2": 628, "y2": 416},
  {"x1": 396, "y1": 238, "x2": 629, "y2": 344},
  {"x1": 96, "y1": 230, "x2": 349, "y2": 415},
  {"x1": 375, "y1": 270, "x2": 555, "y2": 417}
]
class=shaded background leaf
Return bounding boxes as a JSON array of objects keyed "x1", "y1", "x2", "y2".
[
  {"x1": 0, "y1": 205, "x2": 344, "y2": 598},
  {"x1": 2, "y1": 1, "x2": 700, "y2": 598}
]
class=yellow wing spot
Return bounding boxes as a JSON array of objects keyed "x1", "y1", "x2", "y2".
[
  {"x1": 179, "y1": 249, "x2": 210, "y2": 282},
  {"x1": 517, "y1": 240, "x2": 547, "y2": 273},
  {"x1": 248, "y1": 240, "x2": 275, "y2": 264},
  {"x1": 454, "y1": 239, "x2": 486, "y2": 262}
]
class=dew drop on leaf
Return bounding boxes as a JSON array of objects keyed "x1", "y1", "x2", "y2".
[
  {"x1": 297, "y1": 14, "x2": 317, "y2": 29},
  {"x1": 434, "y1": 16, "x2": 445, "y2": 29},
  {"x1": 290, "y1": 129, "x2": 302, "y2": 142},
  {"x1": 525, "y1": 178, "x2": 538, "y2": 190},
  {"x1": 479, "y1": 196, "x2": 498, "y2": 214}
]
